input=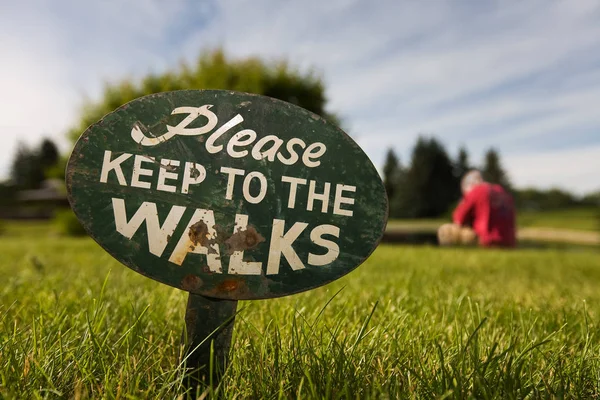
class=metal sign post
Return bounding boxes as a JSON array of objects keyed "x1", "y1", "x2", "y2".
[
  {"x1": 182, "y1": 294, "x2": 237, "y2": 387},
  {"x1": 66, "y1": 89, "x2": 388, "y2": 392}
]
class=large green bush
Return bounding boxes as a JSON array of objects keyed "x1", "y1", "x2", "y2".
[{"x1": 68, "y1": 49, "x2": 340, "y2": 145}]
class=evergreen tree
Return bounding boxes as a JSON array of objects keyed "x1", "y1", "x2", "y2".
[
  {"x1": 453, "y1": 146, "x2": 471, "y2": 201},
  {"x1": 382, "y1": 148, "x2": 401, "y2": 201},
  {"x1": 39, "y1": 138, "x2": 59, "y2": 169},
  {"x1": 382, "y1": 149, "x2": 408, "y2": 217},
  {"x1": 455, "y1": 146, "x2": 470, "y2": 179},
  {"x1": 482, "y1": 148, "x2": 512, "y2": 190},
  {"x1": 400, "y1": 136, "x2": 460, "y2": 218},
  {"x1": 9, "y1": 138, "x2": 62, "y2": 189},
  {"x1": 10, "y1": 143, "x2": 45, "y2": 189}
]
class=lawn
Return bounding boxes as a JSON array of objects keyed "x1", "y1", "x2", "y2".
[
  {"x1": 1, "y1": 227, "x2": 600, "y2": 398},
  {"x1": 517, "y1": 207, "x2": 600, "y2": 232}
]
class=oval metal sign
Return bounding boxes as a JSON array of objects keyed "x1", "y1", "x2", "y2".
[{"x1": 67, "y1": 90, "x2": 388, "y2": 300}]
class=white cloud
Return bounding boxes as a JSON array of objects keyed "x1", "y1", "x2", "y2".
[{"x1": 505, "y1": 145, "x2": 600, "y2": 195}]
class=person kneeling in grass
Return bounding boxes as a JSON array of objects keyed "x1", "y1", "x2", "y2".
[{"x1": 438, "y1": 170, "x2": 516, "y2": 248}]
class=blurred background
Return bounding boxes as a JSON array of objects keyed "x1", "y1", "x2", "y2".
[{"x1": 0, "y1": 0, "x2": 598, "y2": 245}]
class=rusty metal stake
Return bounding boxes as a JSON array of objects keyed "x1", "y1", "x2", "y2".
[{"x1": 182, "y1": 293, "x2": 238, "y2": 390}]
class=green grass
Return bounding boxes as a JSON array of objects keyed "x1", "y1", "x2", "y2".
[
  {"x1": 386, "y1": 219, "x2": 444, "y2": 232},
  {"x1": 2, "y1": 229, "x2": 600, "y2": 398},
  {"x1": 517, "y1": 207, "x2": 600, "y2": 232},
  {"x1": 1, "y1": 220, "x2": 59, "y2": 237}
]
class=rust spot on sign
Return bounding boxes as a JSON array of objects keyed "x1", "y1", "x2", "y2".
[
  {"x1": 189, "y1": 165, "x2": 201, "y2": 179},
  {"x1": 218, "y1": 279, "x2": 240, "y2": 292},
  {"x1": 181, "y1": 274, "x2": 203, "y2": 291},
  {"x1": 188, "y1": 221, "x2": 219, "y2": 254},
  {"x1": 224, "y1": 225, "x2": 265, "y2": 254},
  {"x1": 189, "y1": 221, "x2": 210, "y2": 247}
]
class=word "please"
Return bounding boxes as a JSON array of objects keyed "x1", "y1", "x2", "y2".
[{"x1": 131, "y1": 105, "x2": 327, "y2": 168}]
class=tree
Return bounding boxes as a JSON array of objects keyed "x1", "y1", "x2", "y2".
[
  {"x1": 68, "y1": 49, "x2": 339, "y2": 143},
  {"x1": 382, "y1": 149, "x2": 401, "y2": 201},
  {"x1": 9, "y1": 138, "x2": 62, "y2": 189},
  {"x1": 482, "y1": 148, "x2": 512, "y2": 191},
  {"x1": 45, "y1": 154, "x2": 69, "y2": 181},
  {"x1": 39, "y1": 138, "x2": 59, "y2": 169},
  {"x1": 581, "y1": 191, "x2": 600, "y2": 207},
  {"x1": 399, "y1": 136, "x2": 460, "y2": 218},
  {"x1": 451, "y1": 146, "x2": 471, "y2": 202},
  {"x1": 455, "y1": 146, "x2": 470, "y2": 180},
  {"x1": 382, "y1": 149, "x2": 408, "y2": 218},
  {"x1": 10, "y1": 142, "x2": 45, "y2": 190}
]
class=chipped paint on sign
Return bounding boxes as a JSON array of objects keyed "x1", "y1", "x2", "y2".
[{"x1": 67, "y1": 90, "x2": 388, "y2": 300}]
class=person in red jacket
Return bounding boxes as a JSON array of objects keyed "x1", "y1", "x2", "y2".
[{"x1": 437, "y1": 170, "x2": 516, "y2": 247}]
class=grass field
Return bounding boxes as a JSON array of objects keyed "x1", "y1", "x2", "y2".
[
  {"x1": 1, "y1": 222, "x2": 600, "y2": 399},
  {"x1": 517, "y1": 207, "x2": 600, "y2": 232}
]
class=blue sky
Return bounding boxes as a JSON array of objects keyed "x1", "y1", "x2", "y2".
[{"x1": 1, "y1": 0, "x2": 599, "y2": 194}]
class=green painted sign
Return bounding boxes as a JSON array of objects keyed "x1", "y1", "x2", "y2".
[{"x1": 67, "y1": 90, "x2": 388, "y2": 300}]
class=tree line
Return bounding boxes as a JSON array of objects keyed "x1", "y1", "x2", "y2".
[
  {"x1": 8, "y1": 139, "x2": 62, "y2": 190},
  {"x1": 383, "y1": 137, "x2": 599, "y2": 219}
]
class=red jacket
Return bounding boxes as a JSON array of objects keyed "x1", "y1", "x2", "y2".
[{"x1": 453, "y1": 183, "x2": 516, "y2": 247}]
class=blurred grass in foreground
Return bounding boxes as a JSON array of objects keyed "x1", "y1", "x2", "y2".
[{"x1": 1, "y1": 230, "x2": 600, "y2": 398}]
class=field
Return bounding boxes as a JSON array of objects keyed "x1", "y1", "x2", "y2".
[
  {"x1": 1, "y1": 224, "x2": 600, "y2": 399},
  {"x1": 517, "y1": 207, "x2": 599, "y2": 232}
]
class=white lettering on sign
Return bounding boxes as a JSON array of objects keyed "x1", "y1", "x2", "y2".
[
  {"x1": 98, "y1": 151, "x2": 358, "y2": 217},
  {"x1": 207, "y1": 114, "x2": 244, "y2": 154},
  {"x1": 243, "y1": 172, "x2": 267, "y2": 204},
  {"x1": 333, "y1": 184, "x2": 356, "y2": 216},
  {"x1": 302, "y1": 143, "x2": 326, "y2": 167},
  {"x1": 220, "y1": 167, "x2": 245, "y2": 200},
  {"x1": 100, "y1": 151, "x2": 132, "y2": 186},
  {"x1": 130, "y1": 105, "x2": 326, "y2": 168},
  {"x1": 266, "y1": 219, "x2": 308, "y2": 275},
  {"x1": 280, "y1": 175, "x2": 357, "y2": 215},
  {"x1": 101, "y1": 104, "x2": 360, "y2": 276},
  {"x1": 277, "y1": 138, "x2": 306, "y2": 165},
  {"x1": 112, "y1": 198, "x2": 185, "y2": 257},
  {"x1": 131, "y1": 105, "x2": 218, "y2": 146},
  {"x1": 252, "y1": 135, "x2": 284, "y2": 162},
  {"x1": 131, "y1": 155, "x2": 154, "y2": 189},
  {"x1": 308, "y1": 225, "x2": 340, "y2": 266},
  {"x1": 227, "y1": 130, "x2": 257, "y2": 158},
  {"x1": 307, "y1": 180, "x2": 331, "y2": 213},
  {"x1": 157, "y1": 159, "x2": 180, "y2": 193},
  {"x1": 228, "y1": 214, "x2": 262, "y2": 275},
  {"x1": 182, "y1": 162, "x2": 206, "y2": 194},
  {"x1": 281, "y1": 176, "x2": 307, "y2": 209},
  {"x1": 110, "y1": 199, "x2": 343, "y2": 274}
]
